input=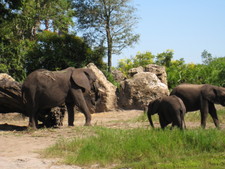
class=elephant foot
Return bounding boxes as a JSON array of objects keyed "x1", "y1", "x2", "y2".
[
  {"x1": 68, "y1": 124, "x2": 74, "y2": 127},
  {"x1": 27, "y1": 125, "x2": 37, "y2": 131},
  {"x1": 28, "y1": 122, "x2": 38, "y2": 130},
  {"x1": 84, "y1": 123, "x2": 92, "y2": 126}
]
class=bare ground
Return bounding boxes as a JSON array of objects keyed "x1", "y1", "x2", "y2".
[{"x1": 0, "y1": 109, "x2": 224, "y2": 169}]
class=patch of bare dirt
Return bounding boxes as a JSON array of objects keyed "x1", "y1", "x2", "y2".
[{"x1": 0, "y1": 109, "x2": 224, "y2": 169}]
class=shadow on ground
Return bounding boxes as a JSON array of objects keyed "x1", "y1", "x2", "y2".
[{"x1": 0, "y1": 123, "x2": 27, "y2": 131}]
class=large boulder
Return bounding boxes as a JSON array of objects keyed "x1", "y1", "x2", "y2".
[
  {"x1": 145, "y1": 64, "x2": 168, "y2": 85},
  {"x1": 117, "y1": 72, "x2": 169, "y2": 110},
  {"x1": 111, "y1": 69, "x2": 126, "y2": 83},
  {"x1": 128, "y1": 66, "x2": 144, "y2": 77},
  {"x1": 86, "y1": 63, "x2": 118, "y2": 112},
  {"x1": 0, "y1": 74, "x2": 25, "y2": 114}
]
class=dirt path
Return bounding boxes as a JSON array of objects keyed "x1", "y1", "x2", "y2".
[{"x1": 0, "y1": 110, "x2": 144, "y2": 169}]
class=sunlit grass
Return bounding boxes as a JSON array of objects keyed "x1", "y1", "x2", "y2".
[{"x1": 43, "y1": 127, "x2": 225, "y2": 168}]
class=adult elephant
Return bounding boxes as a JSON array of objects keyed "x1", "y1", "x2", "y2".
[
  {"x1": 147, "y1": 95, "x2": 186, "y2": 129},
  {"x1": 170, "y1": 84, "x2": 225, "y2": 128},
  {"x1": 22, "y1": 67, "x2": 100, "y2": 129}
]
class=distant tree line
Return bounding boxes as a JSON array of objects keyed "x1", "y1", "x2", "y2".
[{"x1": 118, "y1": 50, "x2": 225, "y2": 89}]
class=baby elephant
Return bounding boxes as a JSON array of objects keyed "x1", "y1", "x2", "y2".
[{"x1": 147, "y1": 95, "x2": 186, "y2": 129}]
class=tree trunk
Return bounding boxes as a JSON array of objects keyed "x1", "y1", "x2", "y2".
[
  {"x1": 106, "y1": 22, "x2": 112, "y2": 73},
  {"x1": 0, "y1": 79, "x2": 25, "y2": 114},
  {"x1": 107, "y1": 40, "x2": 112, "y2": 73}
]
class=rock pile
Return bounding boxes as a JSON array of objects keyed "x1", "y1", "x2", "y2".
[{"x1": 117, "y1": 64, "x2": 169, "y2": 109}]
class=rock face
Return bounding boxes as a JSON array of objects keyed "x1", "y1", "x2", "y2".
[
  {"x1": 111, "y1": 69, "x2": 126, "y2": 83},
  {"x1": 87, "y1": 63, "x2": 118, "y2": 112},
  {"x1": 128, "y1": 66, "x2": 144, "y2": 77},
  {"x1": 117, "y1": 65, "x2": 169, "y2": 110},
  {"x1": 145, "y1": 64, "x2": 168, "y2": 85},
  {"x1": 0, "y1": 74, "x2": 25, "y2": 114}
]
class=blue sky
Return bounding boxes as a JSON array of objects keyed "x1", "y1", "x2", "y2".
[{"x1": 112, "y1": 0, "x2": 225, "y2": 67}]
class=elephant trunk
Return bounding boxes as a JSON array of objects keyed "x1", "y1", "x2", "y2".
[{"x1": 147, "y1": 108, "x2": 154, "y2": 128}]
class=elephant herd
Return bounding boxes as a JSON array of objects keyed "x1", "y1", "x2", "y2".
[
  {"x1": 148, "y1": 84, "x2": 225, "y2": 129},
  {"x1": 21, "y1": 67, "x2": 225, "y2": 130}
]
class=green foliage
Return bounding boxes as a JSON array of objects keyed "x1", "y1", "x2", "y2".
[
  {"x1": 155, "y1": 49, "x2": 174, "y2": 67},
  {"x1": 133, "y1": 51, "x2": 155, "y2": 67},
  {"x1": 118, "y1": 51, "x2": 154, "y2": 75},
  {"x1": 118, "y1": 49, "x2": 225, "y2": 89},
  {"x1": 117, "y1": 58, "x2": 134, "y2": 76},
  {"x1": 26, "y1": 31, "x2": 105, "y2": 73},
  {"x1": 44, "y1": 127, "x2": 225, "y2": 168},
  {"x1": 206, "y1": 57, "x2": 225, "y2": 87},
  {"x1": 0, "y1": 39, "x2": 34, "y2": 81},
  {"x1": 102, "y1": 69, "x2": 120, "y2": 87},
  {"x1": 167, "y1": 57, "x2": 225, "y2": 89},
  {"x1": 201, "y1": 50, "x2": 213, "y2": 65}
]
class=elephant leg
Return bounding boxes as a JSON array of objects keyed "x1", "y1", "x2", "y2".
[
  {"x1": 159, "y1": 115, "x2": 167, "y2": 129},
  {"x1": 27, "y1": 102, "x2": 38, "y2": 129},
  {"x1": 175, "y1": 113, "x2": 183, "y2": 129},
  {"x1": 66, "y1": 104, "x2": 75, "y2": 126},
  {"x1": 208, "y1": 103, "x2": 220, "y2": 128},
  {"x1": 29, "y1": 110, "x2": 38, "y2": 129},
  {"x1": 200, "y1": 96, "x2": 209, "y2": 128},
  {"x1": 71, "y1": 89, "x2": 92, "y2": 126}
]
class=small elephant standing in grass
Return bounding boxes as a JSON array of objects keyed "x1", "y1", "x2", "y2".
[
  {"x1": 147, "y1": 95, "x2": 186, "y2": 129},
  {"x1": 22, "y1": 67, "x2": 100, "y2": 129},
  {"x1": 170, "y1": 84, "x2": 225, "y2": 128}
]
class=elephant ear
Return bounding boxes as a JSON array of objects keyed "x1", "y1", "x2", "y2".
[
  {"x1": 202, "y1": 85, "x2": 218, "y2": 103},
  {"x1": 148, "y1": 98, "x2": 161, "y2": 115},
  {"x1": 83, "y1": 69, "x2": 97, "y2": 83},
  {"x1": 71, "y1": 69, "x2": 91, "y2": 93}
]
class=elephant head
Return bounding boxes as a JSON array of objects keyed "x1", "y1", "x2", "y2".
[
  {"x1": 214, "y1": 87, "x2": 225, "y2": 106},
  {"x1": 203, "y1": 85, "x2": 225, "y2": 106},
  {"x1": 71, "y1": 68, "x2": 100, "y2": 113},
  {"x1": 147, "y1": 98, "x2": 161, "y2": 128}
]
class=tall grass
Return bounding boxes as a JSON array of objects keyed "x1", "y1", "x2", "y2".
[{"x1": 43, "y1": 127, "x2": 225, "y2": 168}]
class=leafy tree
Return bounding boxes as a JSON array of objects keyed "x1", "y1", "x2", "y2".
[
  {"x1": 0, "y1": 0, "x2": 76, "y2": 81},
  {"x1": 201, "y1": 50, "x2": 213, "y2": 65},
  {"x1": 118, "y1": 51, "x2": 154, "y2": 75},
  {"x1": 13, "y1": 0, "x2": 74, "y2": 40},
  {"x1": 133, "y1": 52, "x2": 155, "y2": 68},
  {"x1": 26, "y1": 31, "x2": 105, "y2": 73},
  {"x1": 73, "y1": 0, "x2": 140, "y2": 72},
  {"x1": 206, "y1": 57, "x2": 225, "y2": 87},
  {"x1": 155, "y1": 49, "x2": 174, "y2": 67},
  {"x1": 118, "y1": 58, "x2": 134, "y2": 76},
  {"x1": 0, "y1": 0, "x2": 23, "y2": 23},
  {"x1": 166, "y1": 59, "x2": 185, "y2": 89},
  {"x1": 0, "y1": 39, "x2": 34, "y2": 81}
]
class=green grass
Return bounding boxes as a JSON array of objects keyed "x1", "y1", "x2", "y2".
[
  {"x1": 185, "y1": 106, "x2": 225, "y2": 124},
  {"x1": 43, "y1": 127, "x2": 225, "y2": 168}
]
